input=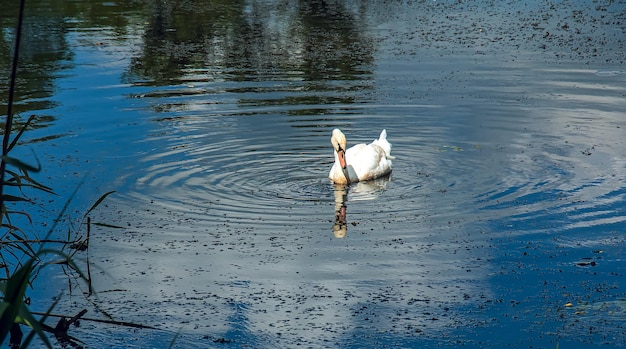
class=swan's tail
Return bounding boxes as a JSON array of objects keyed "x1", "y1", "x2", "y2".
[{"x1": 374, "y1": 129, "x2": 395, "y2": 159}]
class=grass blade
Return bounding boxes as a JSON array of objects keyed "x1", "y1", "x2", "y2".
[
  {"x1": 7, "y1": 115, "x2": 36, "y2": 153},
  {"x1": 0, "y1": 259, "x2": 33, "y2": 343},
  {"x1": 84, "y1": 191, "x2": 115, "y2": 217},
  {"x1": 1, "y1": 155, "x2": 42, "y2": 173}
]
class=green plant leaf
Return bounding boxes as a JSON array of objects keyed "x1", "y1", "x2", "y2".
[
  {"x1": 7, "y1": 115, "x2": 35, "y2": 153},
  {"x1": 84, "y1": 191, "x2": 115, "y2": 217},
  {"x1": 2, "y1": 168, "x2": 54, "y2": 194},
  {"x1": 0, "y1": 259, "x2": 33, "y2": 343},
  {"x1": 0, "y1": 302, "x2": 9, "y2": 317},
  {"x1": 20, "y1": 170, "x2": 54, "y2": 193},
  {"x1": 39, "y1": 249, "x2": 89, "y2": 282},
  {"x1": 17, "y1": 296, "x2": 54, "y2": 349},
  {"x1": 1, "y1": 194, "x2": 30, "y2": 202},
  {"x1": 8, "y1": 231, "x2": 37, "y2": 257},
  {"x1": 1, "y1": 155, "x2": 41, "y2": 173},
  {"x1": 3, "y1": 210, "x2": 32, "y2": 224}
]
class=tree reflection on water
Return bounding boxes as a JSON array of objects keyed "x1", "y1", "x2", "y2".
[{"x1": 125, "y1": 0, "x2": 374, "y2": 85}]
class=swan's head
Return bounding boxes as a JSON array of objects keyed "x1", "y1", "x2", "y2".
[{"x1": 331, "y1": 129, "x2": 347, "y2": 169}]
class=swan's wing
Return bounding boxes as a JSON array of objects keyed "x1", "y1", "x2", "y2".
[{"x1": 347, "y1": 143, "x2": 391, "y2": 180}]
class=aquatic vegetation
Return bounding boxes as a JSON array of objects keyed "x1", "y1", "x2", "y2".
[{"x1": 0, "y1": 1, "x2": 112, "y2": 347}]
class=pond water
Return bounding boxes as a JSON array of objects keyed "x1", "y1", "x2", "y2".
[{"x1": 2, "y1": 0, "x2": 626, "y2": 348}]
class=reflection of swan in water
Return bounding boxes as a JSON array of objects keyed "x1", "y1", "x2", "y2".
[
  {"x1": 333, "y1": 184, "x2": 349, "y2": 238},
  {"x1": 329, "y1": 129, "x2": 394, "y2": 184},
  {"x1": 332, "y1": 176, "x2": 391, "y2": 238}
]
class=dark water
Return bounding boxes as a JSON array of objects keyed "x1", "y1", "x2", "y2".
[{"x1": 2, "y1": 0, "x2": 625, "y2": 348}]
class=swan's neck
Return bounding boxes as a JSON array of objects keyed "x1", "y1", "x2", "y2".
[{"x1": 334, "y1": 150, "x2": 351, "y2": 184}]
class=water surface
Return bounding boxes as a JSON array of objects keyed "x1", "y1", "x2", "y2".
[{"x1": 1, "y1": 0, "x2": 625, "y2": 348}]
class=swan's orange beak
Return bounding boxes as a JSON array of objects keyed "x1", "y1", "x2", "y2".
[{"x1": 338, "y1": 149, "x2": 346, "y2": 169}]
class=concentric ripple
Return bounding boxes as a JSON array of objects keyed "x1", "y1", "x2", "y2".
[{"x1": 119, "y1": 112, "x2": 367, "y2": 226}]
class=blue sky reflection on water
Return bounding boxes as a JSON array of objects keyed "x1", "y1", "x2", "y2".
[{"x1": 2, "y1": 0, "x2": 626, "y2": 348}]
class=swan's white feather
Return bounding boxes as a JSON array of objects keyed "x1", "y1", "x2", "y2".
[{"x1": 329, "y1": 129, "x2": 393, "y2": 184}]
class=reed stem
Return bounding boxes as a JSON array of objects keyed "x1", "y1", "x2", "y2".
[{"x1": 1, "y1": 0, "x2": 27, "y2": 227}]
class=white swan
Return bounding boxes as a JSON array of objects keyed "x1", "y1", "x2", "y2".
[{"x1": 329, "y1": 129, "x2": 394, "y2": 184}]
